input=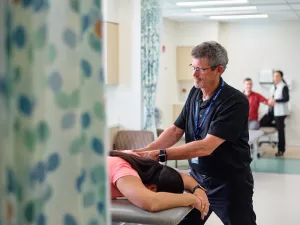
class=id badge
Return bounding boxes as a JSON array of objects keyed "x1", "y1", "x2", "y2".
[{"x1": 191, "y1": 157, "x2": 199, "y2": 164}]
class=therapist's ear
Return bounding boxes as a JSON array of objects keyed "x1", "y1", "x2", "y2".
[{"x1": 217, "y1": 65, "x2": 225, "y2": 75}]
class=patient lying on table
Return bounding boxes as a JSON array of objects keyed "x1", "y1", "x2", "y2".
[{"x1": 109, "y1": 150, "x2": 209, "y2": 219}]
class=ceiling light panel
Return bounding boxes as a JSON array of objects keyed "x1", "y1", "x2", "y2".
[
  {"x1": 176, "y1": 0, "x2": 249, "y2": 7},
  {"x1": 191, "y1": 6, "x2": 257, "y2": 12},
  {"x1": 210, "y1": 14, "x2": 268, "y2": 19},
  {"x1": 256, "y1": 5, "x2": 292, "y2": 11}
]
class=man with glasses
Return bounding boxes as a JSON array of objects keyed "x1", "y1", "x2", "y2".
[{"x1": 135, "y1": 41, "x2": 256, "y2": 225}]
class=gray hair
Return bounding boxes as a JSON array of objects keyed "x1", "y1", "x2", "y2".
[{"x1": 191, "y1": 41, "x2": 229, "y2": 68}]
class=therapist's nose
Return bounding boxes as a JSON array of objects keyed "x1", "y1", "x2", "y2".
[{"x1": 193, "y1": 70, "x2": 200, "y2": 78}]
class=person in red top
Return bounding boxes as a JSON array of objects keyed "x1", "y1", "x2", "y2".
[{"x1": 243, "y1": 78, "x2": 273, "y2": 129}]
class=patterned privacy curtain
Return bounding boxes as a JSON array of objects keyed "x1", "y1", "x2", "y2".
[
  {"x1": 0, "y1": 0, "x2": 109, "y2": 225},
  {"x1": 141, "y1": 0, "x2": 161, "y2": 134}
]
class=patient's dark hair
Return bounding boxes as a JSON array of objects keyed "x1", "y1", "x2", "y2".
[{"x1": 109, "y1": 151, "x2": 184, "y2": 194}]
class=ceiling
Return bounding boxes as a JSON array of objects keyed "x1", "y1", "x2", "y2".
[{"x1": 162, "y1": 0, "x2": 300, "y2": 22}]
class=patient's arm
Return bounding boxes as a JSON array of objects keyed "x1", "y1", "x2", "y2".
[
  {"x1": 180, "y1": 172, "x2": 205, "y2": 193},
  {"x1": 116, "y1": 175, "x2": 204, "y2": 213},
  {"x1": 180, "y1": 172, "x2": 209, "y2": 216},
  {"x1": 139, "y1": 125, "x2": 184, "y2": 151}
]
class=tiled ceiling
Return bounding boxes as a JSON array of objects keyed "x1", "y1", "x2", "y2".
[{"x1": 162, "y1": 0, "x2": 300, "y2": 22}]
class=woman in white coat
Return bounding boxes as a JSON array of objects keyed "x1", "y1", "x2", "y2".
[{"x1": 269, "y1": 70, "x2": 290, "y2": 157}]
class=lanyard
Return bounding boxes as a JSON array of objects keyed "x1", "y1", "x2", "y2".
[{"x1": 194, "y1": 80, "x2": 224, "y2": 140}]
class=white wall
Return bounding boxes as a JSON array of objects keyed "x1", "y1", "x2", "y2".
[
  {"x1": 218, "y1": 21, "x2": 300, "y2": 145},
  {"x1": 156, "y1": 19, "x2": 178, "y2": 129},
  {"x1": 157, "y1": 20, "x2": 220, "y2": 129},
  {"x1": 177, "y1": 21, "x2": 220, "y2": 46},
  {"x1": 158, "y1": 19, "x2": 300, "y2": 145},
  {"x1": 102, "y1": 0, "x2": 118, "y2": 22},
  {"x1": 105, "y1": 0, "x2": 142, "y2": 129}
]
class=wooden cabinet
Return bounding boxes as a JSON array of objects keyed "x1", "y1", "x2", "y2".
[
  {"x1": 104, "y1": 22, "x2": 119, "y2": 84},
  {"x1": 176, "y1": 46, "x2": 193, "y2": 81}
]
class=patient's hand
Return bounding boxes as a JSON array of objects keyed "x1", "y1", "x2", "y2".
[{"x1": 193, "y1": 189, "x2": 210, "y2": 220}]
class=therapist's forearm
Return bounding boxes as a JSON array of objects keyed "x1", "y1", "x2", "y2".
[
  {"x1": 145, "y1": 125, "x2": 183, "y2": 150},
  {"x1": 166, "y1": 140, "x2": 212, "y2": 160}
]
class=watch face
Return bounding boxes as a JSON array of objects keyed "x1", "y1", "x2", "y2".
[
  {"x1": 159, "y1": 155, "x2": 165, "y2": 162},
  {"x1": 159, "y1": 149, "x2": 166, "y2": 162}
]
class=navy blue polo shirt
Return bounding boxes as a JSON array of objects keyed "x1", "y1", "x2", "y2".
[{"x1": 174, "y1": 78, "x2": 252, "y2": 179}]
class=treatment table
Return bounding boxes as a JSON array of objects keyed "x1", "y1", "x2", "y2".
[
  {"x1": 111, "y1": 199, "x2": 193, "y2": 225},
  {"x1": 111, "y1": 130, "x2": 264, "y2": 224}
]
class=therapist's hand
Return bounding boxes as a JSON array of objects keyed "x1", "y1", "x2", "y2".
[
  {"x1": 194, "y1": 188, "x2": 210, "y2": 220},
  {"x1": 134, "y1": 149, "x2": 159, "y2": 161},
  {"x1": 132, "y1": 147, "x2": 151, "y2": 152}
]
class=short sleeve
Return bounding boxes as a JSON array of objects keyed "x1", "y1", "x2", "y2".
[
  {"x1": 110, "y1": 157, "x2": 140, "y2": 185},
  {"x1": 174, "y1": 87, "x2": 195, "y2": 130},
  {"x1": 208, "y1": 100, "x2": 249, "y2": 143},
  {"x1": 174, "y1": 102, "x2": 188, "y2": 130},
  {"x1": 258, "y1": 93, "x2": 268, "y2": 104}
]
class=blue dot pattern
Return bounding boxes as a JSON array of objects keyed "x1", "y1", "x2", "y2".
[
  {"x1": 88, "y1": 8, "x2": 100, "y2": 24},
  {"x1": 82, "y1": 15, "x2": 90, "y2": 33},
  {"x1": 99, "y1": 68, "x2": 105, "y2": 83},
  {"x1": 0, "y1": 76, "x2": 8, "y2": 96},
  {"x1": 81, "y1": 59, "x2": 92, "y2": 77},
  {"x1": 21, "y1": 0, "x2": 33, "y2": 8},
  {"x1": 81, "y1": 112, "x2": 91, "y2": 129},
  {"x1": 7, "y1": 168, "x2": 17, "y2": 194},
  {"x1": 48, "y1": 71, "x2": 62, "y2": 92},
  {"x1": 83, "y1": 192, "x2": 96, "y2": 208},
  {"x1": 76, "y1": 169, "x2": 86, "y2": 193},
  {"x1": 46, "y1": 153, "x2": 60, "y2": 172},
  {"x1": 1, "y1": 0, "x2": 108, "y2": 224},
  {"x1": 43, "y1": 184, "x2": 53, "y2": 202},
  {"x1": 90, "y1": 166, "x2": 103, "y2": 184},
  {"x1": 63, "y1": 28, "x2": 77, "y2": 49},
  {"x1": 18, "y1": 95, "x2": 34, "y2": 116},
  {"x1": 36, "y1": 213, "x2": 46, "y2": 225},
  {"x1": 64, "y1": 214, "x2": 78, "y2": 225},
  {"x1": 30, "y1": 161, "x2": 47, "y2": 184},
  {"x1": 97, "y1": 202, "x2": 104, "y2": 214},
  {"x1": 61, "y1": 113, "x2": 76, "y2": 129},
  {"x1": 13, "y1": 25, "x2": 26, "y2": 48},
  {"x1": 32, "y1": 0, "x2": 48, "y2": 12},
  {"x1": 91, "y1": 138, "x2": 104, "y2": 154}
]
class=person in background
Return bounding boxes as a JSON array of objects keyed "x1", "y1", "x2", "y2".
[
  {"x1": 243, "y1": 78, "x2": 274, "y2": 130},
  {"x1": 268, "y1": 70, "x2": 289, "y2": 157},
  {"x1": 109, "y1": 150, "x2": 209, "y2": 218}
]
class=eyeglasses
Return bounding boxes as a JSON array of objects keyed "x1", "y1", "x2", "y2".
[{"x1": 189, "y1": 64, "x2": 219, "y2": 73}]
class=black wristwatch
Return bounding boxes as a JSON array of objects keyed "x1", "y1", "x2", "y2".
[
  {"x1": 192, "y1": 184, "x2": 207, "y2": 193},
  {"x1": 159, "y1": 149, "x2": 167, "y2": 162}
]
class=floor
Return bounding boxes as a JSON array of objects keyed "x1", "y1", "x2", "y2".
[
  {"x1": 259, "y1": 145, "x2": 300, "y2": 159},
  {"x1": 205, "y1": 172, "x2": 300, "y2": 225}
]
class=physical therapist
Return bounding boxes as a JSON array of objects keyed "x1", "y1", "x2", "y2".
[{"x1": 135, "y1": 41, "x2": 256, "y2": 225}]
